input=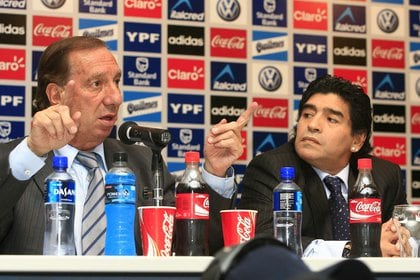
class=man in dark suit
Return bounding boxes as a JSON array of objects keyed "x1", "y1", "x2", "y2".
[
  {"x1": 238, "y1": 75, "x2": 407, "y2": 257},
  {"x1": 0, "y1": 36, "x2": 258, "y2": 255}
]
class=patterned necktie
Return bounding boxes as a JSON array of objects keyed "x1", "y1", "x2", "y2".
[
  {"x1": 323, "y1": 176, "x2": 350, "y2": 240},
  {"x1": 76, "y1": 151, "x2": 107, "y2": 255}
]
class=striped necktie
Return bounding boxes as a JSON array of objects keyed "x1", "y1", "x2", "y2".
[
  {"x1": 76, "y1": 151, "x2": 107, "y2": 255},
  {"x1": 323, "y1": 176, "x2": 350, "y2": 240}
]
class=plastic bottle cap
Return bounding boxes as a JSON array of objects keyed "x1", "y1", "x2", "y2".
[
  {"x1": 52, "y1": 156, "x2": 68, "y2": 169},
  {"x1": 113, "y1": 152, "x2": 128, "y2": 162},
  {"x1": 358, "y1": 158, "x2": 372, "y2": 169},
  {"x1": 185, "y1": 151, "x2": 200, "y2": 163},
  {"x1": 280, "y1": 166, "x2": 295, "y2": 180}
]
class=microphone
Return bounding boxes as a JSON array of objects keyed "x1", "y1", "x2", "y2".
[{"x1": 118, "y1": 121, "x2": 172, "y2": 148}]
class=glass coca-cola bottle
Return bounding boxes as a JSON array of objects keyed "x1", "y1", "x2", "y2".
[
  {"x1": 349, "y1": 158, "x2": 382, "y2": 257},
  {"x1": 174, "y1": 151, "x2": 210, "y2": 256}
]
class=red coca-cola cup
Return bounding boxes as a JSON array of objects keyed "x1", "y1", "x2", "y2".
[
  {"x1": 138, "y1": 206, "x2": 176, "y2": 256},
  {"x1": 220, "y1": 209, "x2": 258, "y2": 247}
]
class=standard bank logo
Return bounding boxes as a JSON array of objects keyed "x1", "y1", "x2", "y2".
[
  {"x1": 168, "y1": 128, "x2": 203, "y2": 158},
  {"x1": 333, "y1": 4, "x2": 366, "y2": 33},
  {"x1": 211, "y1": 62, "x2": 247, "y2": 92},
  {"x1": 79, "y1": 0, "x2": 117, "y2": 14},
  {"x1": 216, "y1": 0, "x2": 241, "y2": 21},
  {"x1": 0, "y1": 86, "x2": 25, "y2": 117},
  {"x1": 124, "y1": 22, "x2": 161, "y2": 53},
  {"x1": 252, "y1": 0, "x2": 286, "y2": 27},
  {"x1": 0, "y1": 121, "x2": 24, "y2": 143},
  {"x1": 123, "y1": 56, "x2": 160, "y2": 87},
  {"x1": 372, "y1": 72, "x2": 405, "y2": 101},
  {"x1": 294, "y1": 67, "x2": 327, "y2": 94},
  {"x1": 168, "y1": 0, "x2": 205, "y2": 22},
  {"x1": 168, "y1": 93, "x2": 204, "y2": 124},
  {"x1": 410, "y1": 42, "x2": 420, "y2": 70},
  {"x1": 410, "y1": 10, "x2": 420, "y2": 37}
]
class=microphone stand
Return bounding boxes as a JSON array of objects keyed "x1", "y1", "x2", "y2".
[{"x1": 150, "y1": 146, "x2": 164, "y2": 207}]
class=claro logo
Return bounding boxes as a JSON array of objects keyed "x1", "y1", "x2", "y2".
[
  {"x1": 373, "y1": 113, "x2": 405, "y2": 124},
  {"x1": 168, "y1": 66, "x2": 204, "y2": 81},
  {"x1": 0, "y1": 55, "x2": 24, "y2": 72}
]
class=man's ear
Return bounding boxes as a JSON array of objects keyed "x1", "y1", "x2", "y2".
[
  {"x1": 46, "y1": 83, "x2": 63, "y2": 105},
  {"x1": 352, "y1": 133, "x2": 367, "y2": 152}
]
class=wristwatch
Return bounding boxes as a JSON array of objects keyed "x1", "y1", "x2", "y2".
[{"x1": 342, "y1": 241, "x2": 352, "y2": 258}]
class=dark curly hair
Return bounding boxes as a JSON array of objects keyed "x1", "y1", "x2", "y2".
[
  {"x1": 295, "y1": 74, "x2": 373, "y2": 158},
  {"x1": 33, "y1": 36, "x2": 107, "y2": 112}
]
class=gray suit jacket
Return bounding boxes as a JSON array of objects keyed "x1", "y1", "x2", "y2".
[
  {"x1": 0, "y1": 138, "x2": 232, "y2": 255},
  {"x1": 238, "y1": 140, "x2": 407, "y2": 249}
]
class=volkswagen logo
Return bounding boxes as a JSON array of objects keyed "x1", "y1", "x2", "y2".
[
  {"x1": 416, "y1": 78, "x2": 420, "y2": 97},
  {"x1": 217, "y1": 0, "x2": 241, "y2": 22},
  {"x1": 258, "y1": 66, "x2": 282, "y2": 92},
  {"x1": 41, "y1": 0, "x2": 66, "y2": 9},
  {"x1": 377, "y1": 9, "x2": 399, "y2": 33}
]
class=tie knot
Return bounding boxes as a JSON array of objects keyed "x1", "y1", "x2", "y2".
[
  {"x1": 76, "y1": 151, "x2": 100, "y2": 170},
  {"x1": 323, "y1": 176, "x2": 342, "y2": 194}
]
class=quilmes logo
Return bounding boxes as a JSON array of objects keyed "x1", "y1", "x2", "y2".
[
  {"x1": 377, "y1": 9, "x2": 399, "y2": 33},
  {"x1": 216, "y1": 0, "x2": 241, "y2": 21},
  {"x1": 333, "y1": 4, "x2": 366, "y2": 33},
  {"x1": 122, "y1": 91, "x2": 161, "y2": 122},
  {"x1": 373, "y1": 72, "x2": 405, "y2": 101},
  {"x1": 78, "y1": 19, "x2": 117, "y2": 50},
  {"x1": 211, "y1": 62, "x2": 247, "y2": 92},
  {"x1": 168, "y1": 0, "x2": 204, "y2": 22},
  {"x1": 258, "y1": 66, "x2": 282, "y2": 92},
  {"x1": 252, "y1": 31, "x2": 287, "y2": 61}
]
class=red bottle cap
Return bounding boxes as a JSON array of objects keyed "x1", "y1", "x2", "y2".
[
  {"x1": 358, "y1": 158, "x2": 372, "y2": 169},
  {"x1": 185, "y1": 151, "x2": 200, "y2": 163}
]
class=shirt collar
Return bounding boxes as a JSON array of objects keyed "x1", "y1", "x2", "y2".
[
  {"x1": 312, "y1": 164, "x2": 350, "y2": 191},
  {"x1": 55, "y1": 143, "x2": 106, "y2": 170}
]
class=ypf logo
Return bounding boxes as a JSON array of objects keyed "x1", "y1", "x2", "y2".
[
  {"x1": 217, "y1": 0, "x2": 241, "y2": 21},
  {"x1": 258, "y1": 66, "x2": 282, "y2": 92},
  {"x1": 377, "y1": 9, "x2": 399, "y2": 33}
]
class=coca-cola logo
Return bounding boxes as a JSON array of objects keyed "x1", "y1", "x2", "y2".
[
  {"x1": 160, "y1": 211, "x2": 174, "y2": 256},
  {"x1": 254, "y1": 105, "x2": 287, "y2": 119},
  {"x1": 355, "y1": 201, "x2": 381, "y2": 214},
  {"x1": 211, "y1": 35, "x2": 245, "y2": 50},
  {"x1": 372, "y1": 46, "x2": 403, "y2": 60},
  {"x1": 236, "y1": 216, "x2": 252, "y2": 243},
  {"x1": 412, "y1": 112, "x2": 420, "y2": 125},
  {"x1": 33, "y1": 24, "x2": 71, "y2": 38}
]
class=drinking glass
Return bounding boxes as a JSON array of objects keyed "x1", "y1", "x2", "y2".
[{"x1": 392, "y1": 204, "x2": 420, "y2": 257}]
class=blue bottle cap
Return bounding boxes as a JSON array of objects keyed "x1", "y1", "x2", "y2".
[
  {"x1": 280, "y1": 166, "x2": 295, "y2": 180},
  {"x1": 52, "y1": 156, "x2": 68, "y2": 169}
]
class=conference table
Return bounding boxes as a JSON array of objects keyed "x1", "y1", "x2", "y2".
[{"x1": 0, "y1": 256, "x2": 419, "y2": 279}]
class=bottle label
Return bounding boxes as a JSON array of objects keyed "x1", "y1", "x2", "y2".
[
  {"x1": 105, "y1": 183, "x2": 136, "y2": 204},
  {"x1": 273, "y1": 190, "x2": 302, "y2": 211},
  {"x1": 45, "y1": 179, "x2": 76, "y2": 203},
  {"x1": 175, "y1": 193, "x2": 209, "y2": 220},
  {"x1": 349, "y1": 198, "x2": 382, "y2": 224}
]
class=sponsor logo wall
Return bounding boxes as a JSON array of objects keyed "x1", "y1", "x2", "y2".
[{"x1": 1, "y1": 0, "x2": 420, "y2": 203}]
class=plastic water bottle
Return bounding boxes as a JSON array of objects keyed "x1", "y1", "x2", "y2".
[
  {"x1": 43, "y1": 156, "x2": 76, "y2": 255},
  {"x1": 273, "y1": 166, "x2": 303, "y2": 256},
  {"x1": 104, "y1": 152, "x2": 136, "y2": 255}
]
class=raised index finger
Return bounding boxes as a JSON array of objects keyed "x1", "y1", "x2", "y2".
[{"x1": 236, "y1": 101, "x2": 259, "y2": 129}]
